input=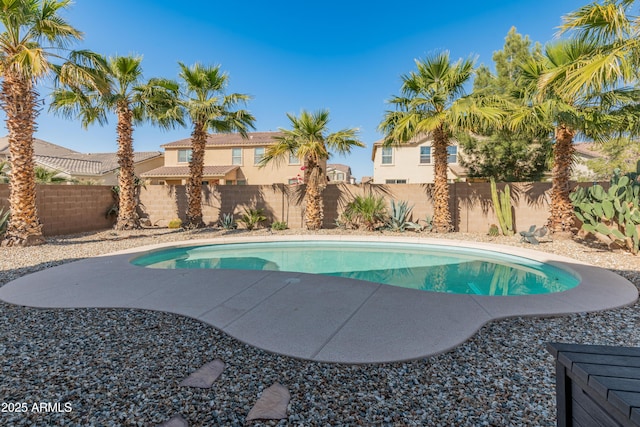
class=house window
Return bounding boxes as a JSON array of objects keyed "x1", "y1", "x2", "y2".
[
  {"x1": 447, "y1": 146, "x2": 458, "y2": 163},
  {"x1": 381, "y1": 147, "x2": 393, "y2": 164},
  {"x1": 385, "y1": 179, "x2": 407, "y2": 184},
  {"x1": 232, "y1": 148, "x2": 242, "y2": 165},
  {"x1": 288, "y1": 178, "x2": 299, "y2": 185},
  {"x1": 178, "y1": 149, "x2": 192, "y2": 163},
  {"x1": 289, "y1": 153, "x2": 300, "y2": 165},
  {"x1": 254, "y1": 147, "x2": 265, "y2": 165},
  {"x1": 420, "y1": 146, "x2": 431, "y2": 164},
  {"x1": 336, "y1": 172, "x2": 344, "y2": 181},
  {"x1": 236, "y1": 179, "x2": 247, "y2": 185}
]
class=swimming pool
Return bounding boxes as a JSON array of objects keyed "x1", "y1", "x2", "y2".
[{"x1": 131, "y1": 241, "x2": 580, "y2": 296}]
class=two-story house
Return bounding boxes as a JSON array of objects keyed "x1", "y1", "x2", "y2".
[
  {"x1": 141, "y1": 131, "x2": 315, "y2": 185},
  {"x1": 371, "y1": 134, "x2": 466, "y2": 184}
]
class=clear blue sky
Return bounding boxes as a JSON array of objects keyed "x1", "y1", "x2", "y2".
[{"x1": 27, "y1": 0, "x2": 588, "y2": 180}]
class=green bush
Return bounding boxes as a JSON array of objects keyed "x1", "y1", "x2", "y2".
[
  {"x1": 238, "y1": 208, "x2": 267, "y2": 230},
  {"x1": 341, "y1": 195, "x2": 388, "y2": 231},
  {"x1": 271, "y1": 221, "x2": 288, "y2": 230},
  {"x1": 168, "y1": 218, "x2": 182, "y2": 229}
]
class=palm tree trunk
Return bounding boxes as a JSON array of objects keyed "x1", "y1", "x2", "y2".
[
  {"x1": 186, "y1": 122, "x2": 206, "y2": 228},
  {"x1": 547, "y1": 124, "x2": 576, "y2": 234},
  {"x1": 0, "y1": 73, "x2": 44, "y2": 246},
  {"x1": 304, "y1": 160, "x2": 325, "y2": 230},
  {"x1": 432, "y1": 127, "x2": 453, "y2": 232},
  {"x1": 115, "y1": 102, "x2": 139, "y2": 230}
]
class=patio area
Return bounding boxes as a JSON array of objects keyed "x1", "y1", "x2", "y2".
[
  {"x1": 0, "y1": 235, "x2": 636, "y2": 364},
  {"x1": 0, "y1": 228, "x2": 639, "y2": 426}
]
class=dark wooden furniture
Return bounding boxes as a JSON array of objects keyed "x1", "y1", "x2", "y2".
[{"x1": 547, "y1": 343, "x2": 640, "y2": 427}]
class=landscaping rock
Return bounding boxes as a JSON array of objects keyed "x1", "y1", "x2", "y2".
[
  {"x1": 246, "y1": 383, "x2": 290, "y2": 421},
  {"x1": 155, "y1": 414, "x2": 188, "y2": 427},
  {"x1": 179, "y1": 359, "x2": 225, "y2": 388}
]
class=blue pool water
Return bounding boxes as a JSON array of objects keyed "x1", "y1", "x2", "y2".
[{"x1": 131, "y1": 241, "x2": 580, "y2": 296}]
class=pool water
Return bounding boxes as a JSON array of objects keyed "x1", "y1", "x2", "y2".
[{"x1": 131, "y1": 241, "x2": 580, "y2": 296}]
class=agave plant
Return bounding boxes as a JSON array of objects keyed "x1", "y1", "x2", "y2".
[
  {"x1": 386, "y1": 200, "x2": 421, "y2": 232},
  {"x1": 219, "y1": 213, "x2": 237, "y2": 230}
]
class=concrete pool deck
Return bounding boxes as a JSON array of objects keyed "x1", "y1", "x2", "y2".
[{"x1": 0, "y1": 235, "x2": 637, "y2": 364}]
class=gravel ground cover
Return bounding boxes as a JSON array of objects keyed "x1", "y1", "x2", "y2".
[{"x1": 0, "y1": 227, "x2": 638, "y2": 426}]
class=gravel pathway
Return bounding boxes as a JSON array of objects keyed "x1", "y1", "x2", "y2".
[{"x1": 0, "y1": 228, "x2": 639, "y2": 426}]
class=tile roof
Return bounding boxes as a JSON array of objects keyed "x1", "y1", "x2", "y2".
[
  {"x1": 36, "y1": 155, "x2": 102, "y2": 175},
  {"x1": 33, "y1": 152, "x2": 163, "y2": 175},
  {"x1": 327, "y1": 163, "x2": 351, "y2": 174},
  {"x1": 0, "y1": 137, "x2": 80, "y2": 157},
  {"x1": 574, "y1": 142, "x2": 604, "y2": 158},
  {"x1": 140, "y1": 165, "x2": 238, "y2": 178},
  {"x1": 162, "y1": 131, "x2": 283, "y2": 148},
  {"x1": 0, "y1": 136, "x2": 163, "y2": 176}
]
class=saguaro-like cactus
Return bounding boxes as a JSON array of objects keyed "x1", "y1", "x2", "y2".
[
  {"x1": 490, "y1": 178, "x2": 514, "y2": 235},
  {"x1": 570, "y1": 169, "x2": 640, "y2": 254}
]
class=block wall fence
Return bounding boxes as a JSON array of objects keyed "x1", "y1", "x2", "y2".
[
  {"x1": 0, "y1": 184, "x2": 114, "y2": 236},
  {"x1": 139, "y1": 182, "x2": 568, "y2": 232},
  {"x1": 0, "y1": 182, "x2": 599, "y2": 236}
]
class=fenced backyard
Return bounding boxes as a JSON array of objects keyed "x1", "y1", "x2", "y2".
[{"x1": 0, "y1": 182, "x2": 599, "y2": 236}]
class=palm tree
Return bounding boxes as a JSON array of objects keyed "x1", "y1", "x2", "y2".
[
  {"x1": 51, "y1": 55, "x2": 179, "y2": 230},
  {"x1": 175, "y1": 63, "x2": 255, "y2": 228},
  {"x1": 0, "y1": 161, "x2": 9, "y2": 183},
  {"x1": 260, "y1": 109, "x2": 363, "y2": 230},
  {"x1": 0, "y1": 0, "x2": 100, "y2": 246},
  {"x1": 557, "y1": 0, "x2": 638, "y2": 96},
  {"x1": 513, "y1": 39, "x2": 630, "y2": 234},
  {"x1": 34, "y1": 166, "x2": 74, "y2": 184},
  {"x1": 379, "y1": 52, "x2": 504, "y2": 232}
]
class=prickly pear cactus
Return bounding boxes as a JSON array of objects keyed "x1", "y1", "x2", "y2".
[{"x1": 570, "y1": 169, "x2": 640, "y2": 254}]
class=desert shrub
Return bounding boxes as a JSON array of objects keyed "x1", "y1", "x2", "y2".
[
  {"x1": 341, "y1": 195, "x2": 388, "y2": 231},
  {"x1": 168, "y1": 218, "x2": 182, "y2": 229},
  {"x1": 271, "y1": 221, "x2": 288, "y2": 230},
  {"x1": 238, "y1": 208, "x2": 267, "y2": 230}
]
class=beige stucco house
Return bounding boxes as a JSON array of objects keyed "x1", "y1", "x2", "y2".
[
  {"x1": 371, "y1": 135, "x2": 466, "y2": 184},
  {"x1": 141, "y1": 132, "x2": 317, "y2": 185},
  {"x1": 0, "y1": 137, "x2": 164, "y2": 185}
]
